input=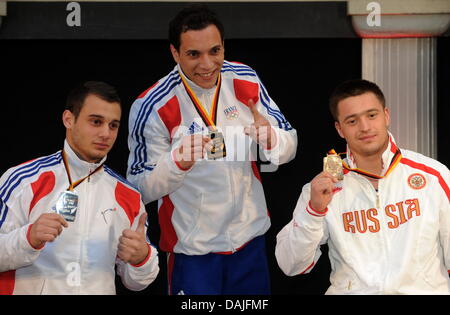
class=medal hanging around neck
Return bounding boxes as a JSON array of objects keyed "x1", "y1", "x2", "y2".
[
  {"x1": 324, "y1": 148, "x2": 402, "y2": 181},
  {"x1": 180, "y1": 71, "x2": 226, "y2": 160},
  {"x1": 52, "y1": 150, "x2": 104, "y2": 222}
]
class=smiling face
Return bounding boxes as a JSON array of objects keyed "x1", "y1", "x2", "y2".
[
  {"x1": 334, "y1": 92, "x2": 390, "y2": 160},
  {"x1": 170, "y1": 24, "x2": 224, "y2": 89},
  {"x1": 63, "y1": 93, "x2": 121, "y2": 163}
]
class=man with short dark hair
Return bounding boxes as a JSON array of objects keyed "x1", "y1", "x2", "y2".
[
  {"x1": 127, "y1": 5, "x2": 297, "y2": 294},
  {"x1": 276, "y1": 79, "x2": 450, "y2": 294},
  {"x1": 0, "y1": 81, "x2": 159, "y2": 294}
]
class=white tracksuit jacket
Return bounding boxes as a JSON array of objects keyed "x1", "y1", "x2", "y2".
[
  {"x1": 276, "y1": 135, "x2": 450, "y2": 294},
  {"x1": 127, "y1": 61, "x2": 297, "y2": 255},
  {"x1": 0, "y1": 141, "x2": 159, "y2": 294}
]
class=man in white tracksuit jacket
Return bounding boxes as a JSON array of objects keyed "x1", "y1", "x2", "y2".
[
  {"x1": 127, "y1": 5, "x2": 297, "y2": 294},
  {"x1": 0, "y1": 82, "x2": 159, "y2": 294},
  {"x1": 276, "y1": 79, "x2": 450, "y2": 294}
]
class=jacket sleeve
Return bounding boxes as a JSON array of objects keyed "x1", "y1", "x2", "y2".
[
  {"x1": 0, "y1": 168, "x2": 43, "y2": 272},
  {"x1": 256, "y1": 77, "x2": 298, "y2": 166},
  {"x1": 275, "y1": 183, "x2": 329, "y2": 276},
  {"x1": 439, "y1": 166, "x2": 450, "y2": 273},
  {"x1": 127, "y1": 96, "x2": 189, "y2": 204},
  {"x1": 116, "y1": 205, "x2": 159, "y2": 291}
]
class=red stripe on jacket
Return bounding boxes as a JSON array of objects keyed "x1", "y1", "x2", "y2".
[
  {"x1": 158, "y1": 95, "x2": 182, "y2": 143},
  {"x1": 0, "y1": 270, "x2": 15, "y2": 295},
  {"x1": 158, "y1": 196, "x2": 178, "y2": 253},
  {"x1": 233, "y1": 79, "x2": 259, "y2": 107},
  {"x1": 115, "y1": 182, "x2": 141, "y2": 226},
  {"x1": 29, "y1": 171, "x2": 56, "y2": 214}
]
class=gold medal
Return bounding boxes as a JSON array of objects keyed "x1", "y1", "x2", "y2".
[{"x1": 323, "y1": 150, "x2": 344, "y2": 181}]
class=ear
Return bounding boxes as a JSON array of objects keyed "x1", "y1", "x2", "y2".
[
  {"x1": 384, "y1": 106, "x2": 390, "y2": 128},
  {"x1": 335, "y1": 121, "x2": 345, "y2": 139},
  {"x1": 170, "y1": 44, "x2": 180, "y2": 64},
  {"x1": 62, "y1": 110, "x2": 75, "y2": 129}
]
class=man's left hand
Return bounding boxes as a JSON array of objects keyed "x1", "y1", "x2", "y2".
[
  {"x1": 244, "y1": 99, "x2": 277, "y2": 150},
  {"x1": 117, "y1": 213, "x2": 149, "y2": 266}
]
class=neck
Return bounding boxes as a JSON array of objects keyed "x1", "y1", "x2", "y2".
[
  {"x1": 352, "y1": 150, "x2": 385, "y2": 176},
  {"x1": 65, "y1": 140, "x2": 102, "y2": 165}
]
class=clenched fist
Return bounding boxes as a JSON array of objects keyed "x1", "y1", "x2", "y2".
[
  {"x1": 29, "y1": 213, "x2": 68, "y2": 249},
  {"x1": 310, "y1": 172, "x2": 339, "y2": 213}
]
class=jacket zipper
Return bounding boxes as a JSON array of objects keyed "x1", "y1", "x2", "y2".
[{"x1": 227, "y1": 163, "x2": 236, "y2": 253}]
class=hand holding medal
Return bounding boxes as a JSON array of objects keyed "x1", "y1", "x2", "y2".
[
  {"x1": 174, "y1": 134, "x2": 212, "y2": 169},
  {"x1": 309, "y1": 150, "x2": 343, "y2": 213},
  {"x1": 244, "y1": 99, "x2": 277, "y2": 150},
  {"x1": 28, "y1": 213, "x2": 68, "y2": 249}
]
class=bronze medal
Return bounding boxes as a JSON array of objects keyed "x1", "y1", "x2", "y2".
[{"x1": 207, "y1": 130, "x2": 226, "y2": 160}]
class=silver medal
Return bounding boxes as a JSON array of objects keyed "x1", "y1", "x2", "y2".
[{"x1": 53, "y1": 190, "x2": 79, "y2": 222}]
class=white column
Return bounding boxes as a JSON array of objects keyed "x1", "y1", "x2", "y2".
[{"x1": 362, "y1": 38, "x2": 437, "y2": 158}]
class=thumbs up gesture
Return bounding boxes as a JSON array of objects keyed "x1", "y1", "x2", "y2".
[
  {"x1": 117, "y1": 212, "x2": 150, "y2": 266},
  {"x1": 244, "y1": 99, "x2": 277, "y2": 150}
]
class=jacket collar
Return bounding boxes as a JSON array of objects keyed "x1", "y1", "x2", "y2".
[
  {"x1": 345, "y1": 131, "x2": 399, "y2": 177},
  {"x1": 63, "y1": 140, "x2": 106, "y2": 182}
]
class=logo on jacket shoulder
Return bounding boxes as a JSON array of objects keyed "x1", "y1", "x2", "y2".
[
  {"x1": 408, "y1": 173, "x2": 426, "y2": 190},
  {"x1": 224, "y1": 105, "x2": 239, "y2": 120}
]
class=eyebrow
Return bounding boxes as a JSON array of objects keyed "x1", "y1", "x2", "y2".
[
  {"x1": 88, "y1": 114, "x2": 121, "y2": 123},
  {"x1": 342, "y1": 108, "x2": 379, "y2": 122},
  {"x1": 185, "y1": 44, "x2": 222, "y2": 55}
]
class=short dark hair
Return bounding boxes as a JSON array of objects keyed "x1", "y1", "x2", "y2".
[
  {"x1": 65, "y1": 81, "x2": 121, "y2": 119},
  {"x1": 169, "y1": 4, "x2": 225, "y2": 51},
  {"x1": 329, "y1": 79, "x2": 386, "y2": 121}
]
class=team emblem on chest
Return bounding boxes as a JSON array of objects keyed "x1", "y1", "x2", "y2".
[
  {"x1": 223, "y1": 105, "x2": 239, "y2": 120},
  {"x1": 407, "y1": 173, "x2": 426, "y2": 190}
]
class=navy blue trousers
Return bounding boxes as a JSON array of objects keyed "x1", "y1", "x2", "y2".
[{"x1": 167, "y1": 235, "x2": 270, "y2": 295}]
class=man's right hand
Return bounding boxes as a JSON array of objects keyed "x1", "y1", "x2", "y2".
[
  {"x1": 29, "y1": 213, "x2": 68, "y2": 249},
  {"x1": 173, "y1": 134, "x2": 211, "y2": 170},
  {"x1": 310, "y1": 172, "x2": 339, "y2": 213}
]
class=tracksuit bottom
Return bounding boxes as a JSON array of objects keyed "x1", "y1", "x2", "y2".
[{"x1": 167, "y1": 235, "x2": 270, "y2": 295}]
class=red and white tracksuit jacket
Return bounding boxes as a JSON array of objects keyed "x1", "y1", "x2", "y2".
[
  {"x1": 276, "y1": 135, "x2": 450, "y2": 294},
  {"x1": 127, "y1": 61, "x2": 297, "y2": 255},
  {"x1": 0, "y1": 141, "x2": 159, "y2": 294}
]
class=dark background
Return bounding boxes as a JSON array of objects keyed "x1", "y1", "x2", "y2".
[{"x1": 1, "y1": 2, "x2": 449, "y2": 295}]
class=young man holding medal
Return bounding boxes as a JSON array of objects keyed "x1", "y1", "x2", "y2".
[
  {"x1": 127, "y1": 5, "x2": 297, "y2": 294},
  {"x1": 0, "y1": 81, "x2": 159, "y2": 294},
  {"x1": 275, "y1": 79, "x2": 450, "y2": 294}
]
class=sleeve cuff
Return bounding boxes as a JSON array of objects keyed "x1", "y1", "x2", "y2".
[
  {"x1": 26, "y1": 224, "x2": 45, "y2": 250},
  {"x1": 263, "y1": 126, "x2": 279, "y2": 151},
  {"x1": 130, "y1": 243, "x2": 152, "y2": 268},
  {"x1": 306, "y1": 201, "x2": 328, "y2": 217},
  {"x1": 171, "y1": 150, "x2": 192, "y2": 172}
]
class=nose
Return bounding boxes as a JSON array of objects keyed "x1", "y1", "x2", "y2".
[
  {"x1": 99, "y1": 124, "x2": 113, "y2": 140},
  {"x1": 199, "y1": 54, "x2": 214, "y2": 70},
  {"x1": 359, "y1": 117, "x2": 371, "y2": 132}
]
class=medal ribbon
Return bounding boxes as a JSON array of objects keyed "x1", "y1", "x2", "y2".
[
  {"x1": 328, "y1": 148, "x2": 402, "y2": 180},
  {"x1": 61, "y1": 150, "x2": 104, "y2": 191},
  {"x1": 179, "y1": 70, "x2": 221, "y2": 131}
]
